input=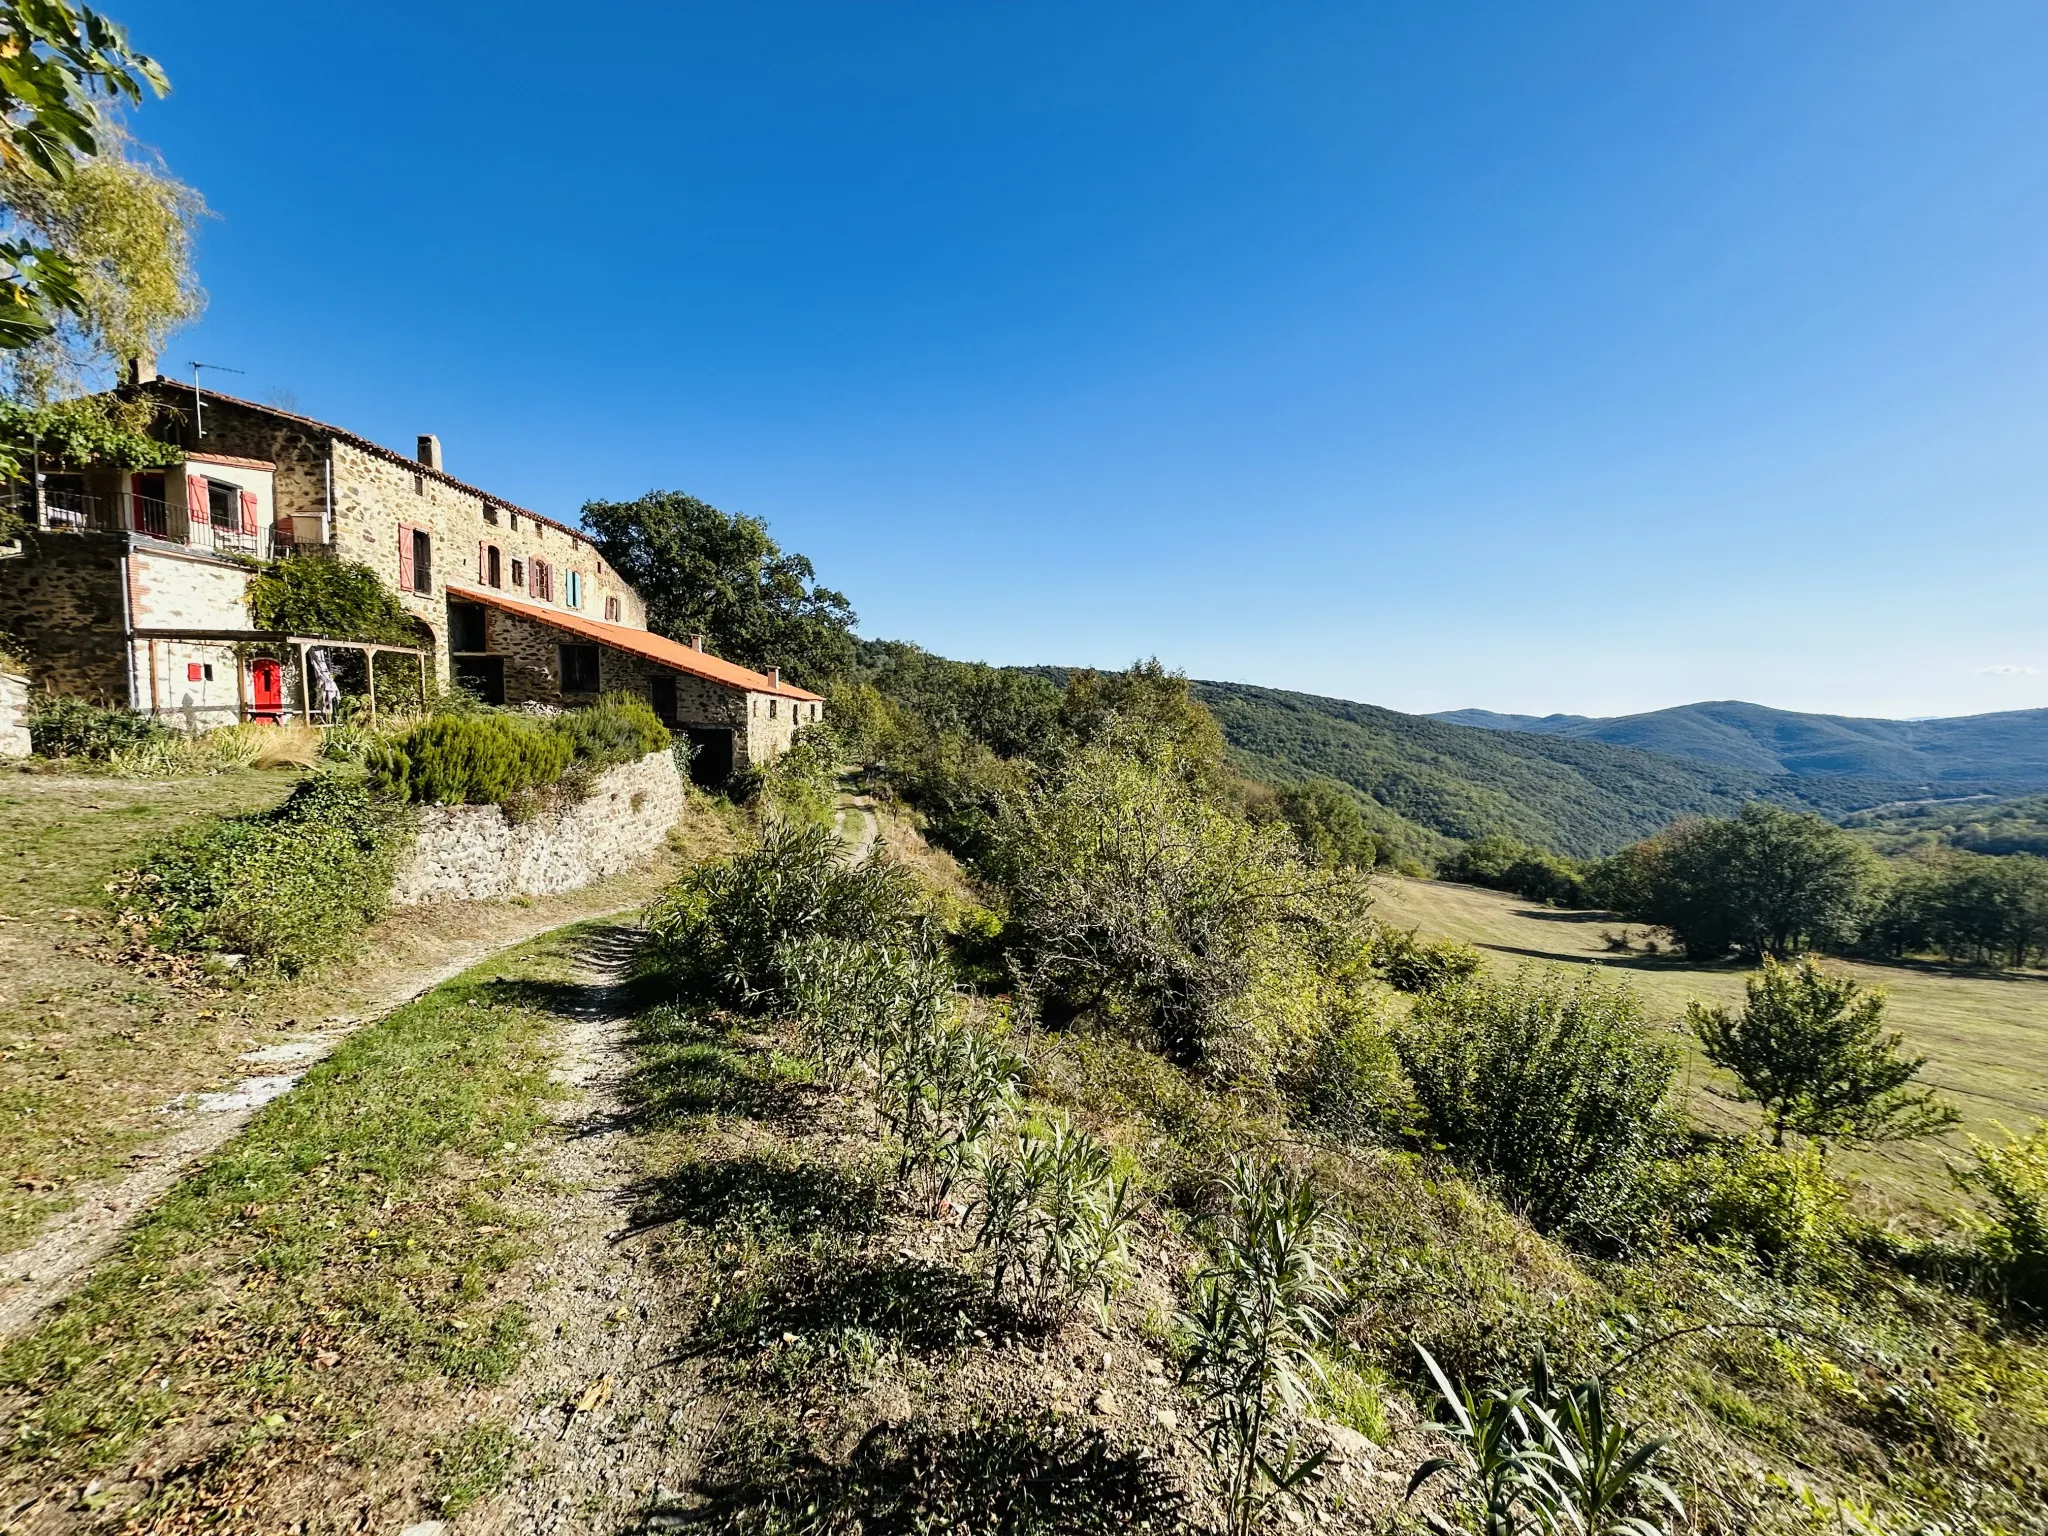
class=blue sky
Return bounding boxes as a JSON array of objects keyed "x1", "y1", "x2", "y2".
[{"x1": 130, "y1": 1, "x2": 2048, "y2": 719}]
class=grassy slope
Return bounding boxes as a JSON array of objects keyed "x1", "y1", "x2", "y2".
[
  {"x1": 1195, "y1": 681, "x2": 1928, "y2": 857},
  {"x1": 0, "y1": 924, "x2": 603, "y2": 1527},
  {"x1": 1371, "y1": 876, "x2": 2048, "y2": 1212}
]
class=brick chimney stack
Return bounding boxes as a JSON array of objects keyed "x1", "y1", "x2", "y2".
[
  {"x1": 769, "y1": 667, "x2": 781, "y2": 689},
  {"x1": 416, "y1": 434, "x2": 442, "y2": 472},
  {"x1": 692, "y1": 634, "x2": 706, "y2": 652}
]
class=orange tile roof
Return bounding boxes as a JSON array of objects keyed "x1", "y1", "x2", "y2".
[{"x1": 448, "y1": 582, "x2": 824, "y2": 701}]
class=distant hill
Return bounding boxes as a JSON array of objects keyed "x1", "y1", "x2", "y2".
[
  {"x1": 1427, "y1": 699, "x2": 2048, "y2": 786},
  {"x1": 1197, "y1": 682, "x2": 2003, "y2": 859},
  {"x1": 1843, "y1": 793, "x2": 2048, "y2": 858}
]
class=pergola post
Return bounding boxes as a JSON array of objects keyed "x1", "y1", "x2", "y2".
[
  {"x1": 365, "y1": 648, "x2": 378, "y2": 722},
  {"x1": 298, "y1": 641, "x2": 313, "y2": 726}
]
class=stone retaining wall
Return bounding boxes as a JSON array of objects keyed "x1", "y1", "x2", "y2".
[
  {"x1": 0, "y1": 672, "x2": 28, "y2": 757},
  {"x1": 389, "y1": 746, "x2": 683, "y2": 906}
]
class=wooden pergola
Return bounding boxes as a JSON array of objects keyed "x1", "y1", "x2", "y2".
[{"x1": 129, "y1": 627, "x2": 430, "y2": 724}]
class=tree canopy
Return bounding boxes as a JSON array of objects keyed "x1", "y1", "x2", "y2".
[{"x1": 580, "y1": 489, "x2": 857, "y2": 688}]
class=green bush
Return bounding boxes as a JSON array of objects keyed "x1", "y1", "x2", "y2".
[
  {"x1": 1956, "y1": 1121, "x2": 2048, "y2": 1313},
  {"x1": 1284, "y1": 1014, "x2": 1410, "y2": 1143},
  {"x1": 245, "y1": 553, "x2": 421, "y2": 646},
  {"x1": 1621, "y1": 1135, "x2": 1855, "y2": 1278},
  {"x1": 1438, "y1": 833, "x2": 1589, "y2": 907},
  {"x1": 369, "y1": 694, "x2": 669, "y2": 808},
  {"x1": 1395, "y1": 969, "x2": 1679, "y2": 1236},
  {"x1": 105, "y1": 774, "x2": 413, "y2": 974},
  {"x1": 1372, "y1": 926, "x2": 1485, "y2": 994},
  {"x1": 642, "y1": 821, "x2": 926, "y2": 1010},
  {"x1": 733, "y1": 721, "x2": 842, "y2": 827},
  {"x1": 29, "y1": 694, "x2": 171, "y2": 760}
]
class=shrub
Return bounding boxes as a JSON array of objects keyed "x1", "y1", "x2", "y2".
[
  {"x1": 1955, "y1": 1121, "x2": 2048, "y2": 1313},
  {"x1": 29, "y1": 693, "x2": 170, "y2": 760},
  {"x1": 1688, "y1": 957, "x2": 1958, "y2": 1150},
  {"x1": 1395, "y1": 969, "x2": 1678, "y2": 1236},
  {"x1": 970, "y1": 1116, "x2": 1137, "y2": 1324},
  {"x1": 106, "y1": 774, "x2": 412, "y2": 974},
  {"x1": 642, "y1": 821, "x2": 925, "y2": 1010},
  {"x1": 1180, "y1": 1157, "x2": 1350, "y2": 1536},
  {"x1": 245, "y1": 553, "x2": 421, "y2": 646},
  {"x1": 733, "y1": 720, "x2": 841, "y2": 827},
  {"x1": 368, "y1": 694, "x2": 670, "y2": 809},
  {"x1": 1374, "y1": 926, "x2": 1485, "y2": 994},
  {"x1": 876, "y1": 1003, "x2": 1019, "y2": 1211},
  {"x1": 1620, "y1": 1135, "x2": 1854, "y2": 1278},
  {"x1": 1284, "y1": 1013, "x2": 1410, "y2": 1144},
  {"x1": 1438, "y1": 834, "x2": 1589, "y2": 907}
]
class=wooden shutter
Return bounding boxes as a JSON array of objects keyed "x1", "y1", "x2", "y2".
[
  {"x1": 185, "y1": 473, "x2": 208, "y2": 530},
  {"x1": 239, "y1": 489, "x2": 259, "y2": 534},
  {"x1": 479, "y1": 539, "x2": 488, "y2": 581},
  {"x1": 397, "y1": 524, "x2": 415, "y2": 590}
]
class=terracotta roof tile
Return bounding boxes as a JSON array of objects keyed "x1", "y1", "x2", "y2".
[{"x1": 447, "y1": 582, "x2": 824, "y2": 701}]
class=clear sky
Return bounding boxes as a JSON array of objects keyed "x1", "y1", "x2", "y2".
[{"x1": 128, "y1": 1, "x2": 2048, "y2": 720}]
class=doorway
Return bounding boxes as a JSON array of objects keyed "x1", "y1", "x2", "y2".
[
  {"x1": 249, "y1": 658, "x2": 283, "y2": 724},
  {"x1": 455, "y1": 654, "x2": 506, "y2": 705},
  {"x1": 684, "y1": 727, "x2": 735, "y2": 787}
]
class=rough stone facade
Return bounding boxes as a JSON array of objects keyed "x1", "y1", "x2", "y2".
[
  {"x1": 0, "y1": 531, "x2": 131, "y2": 702},
  {"x1": 389, "y1": 747, "x2": 684, "y2": 906},
  {"x1": 472, "y1": 601, "x2": 816, "y2": 768},
  {"x1": 0, "y1": 672, "x2": 28, "y2": 757}
]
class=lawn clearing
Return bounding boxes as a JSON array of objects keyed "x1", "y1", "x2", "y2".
[
  {"x1": 1371, "y1": 876, "x2": 2048, "y2": 1214},
  {"x1": 0, "y1": 922, "x2": 613, "y2": 1530}
]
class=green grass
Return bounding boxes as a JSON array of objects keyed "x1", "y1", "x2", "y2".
[
  {"x1": 0, "y1": 924, "x2": 594, "y2": 1518},
  {"x1": 1371, "y1": 875, "x2": 2048, "y2": 1213}
]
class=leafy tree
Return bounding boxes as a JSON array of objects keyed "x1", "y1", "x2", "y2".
[
  {"x1": 1609, "y1": 804, "x2": 1880, "y2": 959},
  {"x1": 1687, "y1": 956, "x2": 1959, "y2": 1149},
  {"x1": 0, "y1": 0, "x2": 169, "y2": 350},
  {"x1": 852, "y1": 638, "x2": 1063, "y2": 759},
  {"x1": 1440, "y1": 833, "x2": 1589, "y2": 906},
  {"x1": 1058, "y1": 658, "x2": 1226, "y2": 785},
  {"x1": 580, "y1": 489, "x2": 857, "y2": 687},
  {"x1": 1274, "y1": 777, "x2": 1382, "y2": 870}
]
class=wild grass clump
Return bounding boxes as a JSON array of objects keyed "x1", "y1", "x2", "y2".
[
  {"x1": 28, "y1": 693, "x2": 170, "y2": 760},
  {"x1": 1180, "y1": 1157, "x2": 1350, "y2": 1536},
  {"x1": 105, "y1": 773, "x2": 413, "y2": 974},
  {"x1": 970, "y1": 1116, "x2": 1136, "y2": 1324},
  {"x1": 1395, "y1": 968, "x2": 1678, "y2": 1238}
]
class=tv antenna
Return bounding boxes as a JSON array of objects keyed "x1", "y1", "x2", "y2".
[{"x1": 189, "y1": 361, "x2": 244, "y2": 439}]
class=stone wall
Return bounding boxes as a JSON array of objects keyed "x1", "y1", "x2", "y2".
[
  {"x1": 0, "y1": 672, "x2": 28, "y2": 757},
  {"x1": 0, "y1": 531, "x2": 130, "y2": 703},
  {"x1": 389, "y1": 746, "x2": 684, "y2": 906}
]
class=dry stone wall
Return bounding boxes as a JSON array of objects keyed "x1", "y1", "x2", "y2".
[
  {"x1": 0, "y1": 672, "x2": 28, "y2": 757},
  {"x1": 389, "y1": 746, "x2": 683, "y2": 906}
]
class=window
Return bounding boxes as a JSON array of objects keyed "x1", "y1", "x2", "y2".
[
  {"x1": 482, "y1": 502, "x2": 499, "y2": 524},
  {"x1": 412, "y1": 527, "x2": 433, "y2": 594},
  {"x1": 511, "y1": 557, "x2": 525, "y2": 588},
  {"x1": 559, "y1": 643, "x2": 600, "y2": 693},
  {"x1": 564, "y1": 569, "x2": 582, "y2": 609},
  {"x1": 531, "y1": 559, "x2": 552, "y2": 601},
  {"x1": 205, "y1": 478, "x2": 240, "y2": 531},
  {"x1": 484, "y1": 542, "x2": 502, "y2": 588},
  {"x1": 768, "y1": 698, "x2": 777, "y2": 719},
  {"x1": 450, "y1": 601, "x2": 487, "y2": 653},
  {"x1": 604, "y1": 595, "x2": 621, "y2": 622}
]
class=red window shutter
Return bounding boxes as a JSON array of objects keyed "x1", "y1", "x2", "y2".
[
  {"x1": 479, "y1": 539, "x2": 488, "y2": 581},
  {"x1": 397, "y1": 524, "x2": 415, "y2": 590},
  {"x1": 186, "y1": 473, "x2": 208, "y2": 525},
  {"x1": 239, "y1": 489, "x2": 259, "y2": 534}
]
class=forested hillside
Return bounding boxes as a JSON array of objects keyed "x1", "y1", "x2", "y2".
[
  {"x1": 1198, "y1": 682, "x2": 1940, "y2": 857},
  {"x1": 1432, "y1": 699, "x2": 2048, "y2": 785}
]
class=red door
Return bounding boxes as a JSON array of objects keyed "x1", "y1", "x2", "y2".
[{"x1": 250, "y1": 659, "x2": 283, "y2": 724}]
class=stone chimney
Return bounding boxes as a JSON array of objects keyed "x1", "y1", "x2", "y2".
[
  {"x1": 769, "y1": 667, "x2": 781, "y2": 689},
  {"x1": 691, "y1": 634, "x2": 706, "y2": 652},
  {"x1": 416, "y1": 434, "x2": 442, "y2": 472},
  {"x1": 125, "y1": 355, "x2": 157, "y2": 385}
]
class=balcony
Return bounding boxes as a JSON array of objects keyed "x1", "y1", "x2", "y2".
[{"x1": 9, "y1": 484, "x2": 277, "y2": 561}]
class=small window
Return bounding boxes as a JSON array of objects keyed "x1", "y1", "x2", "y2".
[
  {"x1": 604, "y1": 595, "x2": 621, "y2": 622},
  {"x1": 768, "y1": 698, "x2": 777, "y2": 719},
  {"x1": 414, "y1": 473, "x2": 425, "y2": 496},
  {"x1": 205, "y1": 478, "x2": 239, "y2": 530},
  {"x1": 412, "y1": 528, "x2": 433, "y2": 594},
  {"x1": 560, "y1": 643, "x2": 600, "y2": 693},
  {"x1": 486, "y1": 544, "x2": 502, "y2": 588},
  {"x1": 511, "y1": 557, "x2": 525, "y2": 588},
  {"x1": 564, "y1": 570, "x2": 582, "y2": 609},
  {"x1": 532, "y1": 559, "x2": 552, "y2": 601},
  {"x1": 483, "y1": 502, "x2": 499, "y2": 524}
]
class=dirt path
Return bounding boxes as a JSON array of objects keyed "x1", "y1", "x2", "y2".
[
  {"x1": 835, "y1": 795, "x2": 881, "y2": 865},
  {"x1": 476, "y1": 924, "x2": 718, "y2": 1535},
  {"x1": 0, "y1": 880, "x2": 675, "y2": 1344}
]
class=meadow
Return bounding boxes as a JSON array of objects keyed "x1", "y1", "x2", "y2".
[{"x1": 1371, "y1": 876, "x2": 2048, "y2": 1216}]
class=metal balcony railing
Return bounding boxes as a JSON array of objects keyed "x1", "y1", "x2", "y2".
[{"x1": 7, "y1": 485, "x2": 275, "y2": 560}]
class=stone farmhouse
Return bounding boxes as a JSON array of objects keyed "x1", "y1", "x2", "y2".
[{"x1": 0, "y1": 379, "x2": 821, "y2": 779}]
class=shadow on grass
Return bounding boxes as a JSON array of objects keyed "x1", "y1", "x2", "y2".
[
  {"x1": 623, "y1": 1150, "x2": 886, "y2": 1246},
  {"x1": 622, "y1": 1003, "x2": 818, "y2": 1130},
  {"x1": 651, "y1": 1414, "x2": 1187, "y2": 1534},
  {"x1": 711, "y1": 1252, "x2": 990, "y2": 1357}
]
